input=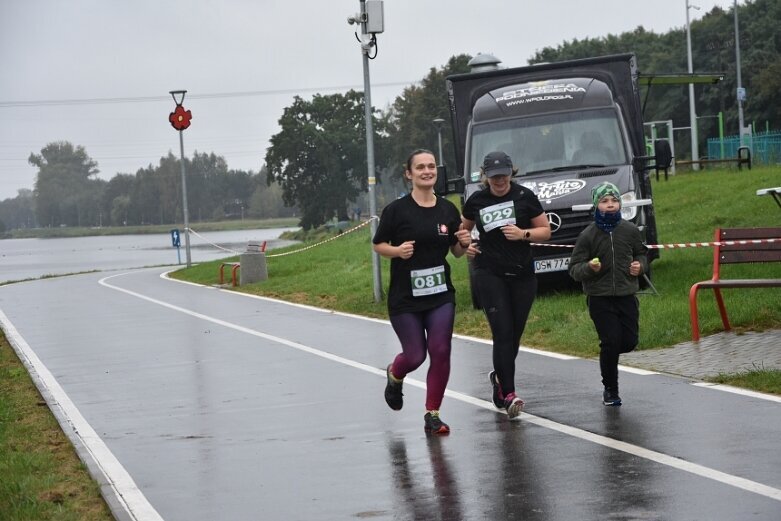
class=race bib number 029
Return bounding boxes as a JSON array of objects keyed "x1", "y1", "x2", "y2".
[
  {"x1": 410, "y1": 265, "x2": 447, "y2": 297},
  {"x1": 479, "y1": 201, "x2": 516, "y2": 232}
]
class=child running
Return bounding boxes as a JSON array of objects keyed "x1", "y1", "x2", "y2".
[{"x1": 568, "y1": 181, "x2": 648, "y2": 406}]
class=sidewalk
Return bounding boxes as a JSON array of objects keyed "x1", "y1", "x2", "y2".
[{"x1": 622, "y1": 329, "x2": 781, "y2": 380}]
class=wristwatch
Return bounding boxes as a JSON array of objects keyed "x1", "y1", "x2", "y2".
[{"x1": 524, "y1": 230, "x2": 531, "y2": 240}]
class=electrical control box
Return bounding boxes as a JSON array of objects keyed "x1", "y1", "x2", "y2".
[{"x1": 366, "y1": 1, "x2": 384, "y2": 34}]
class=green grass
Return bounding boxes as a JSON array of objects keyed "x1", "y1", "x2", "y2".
[
  {"x1": 0, "y1": 335, "x2": 114, "y2": 520},
  {"x1": 707, "y1": 367, "x2": 781, "y2": 395}
]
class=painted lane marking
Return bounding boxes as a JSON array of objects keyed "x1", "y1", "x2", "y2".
[
  {"x1": 0, "y1": 309, "x2": 164, "y2": 521},
  {"x1": 108, "y1": 272, "x2": 781, "y2": 503},
  {"x1": 692, "y1": 382, "x2": 781, "y2": 403},
  {"x1": 159, "y1": 270, "x2": 584, "y2": 363}
]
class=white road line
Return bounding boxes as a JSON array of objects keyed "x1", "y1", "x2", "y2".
[
  {"x1": 0, "y1": 309, "x2": 165, "y2": 521},
  {"x1": 692, "y1": 382, "x2": 781, "y2": 403},
  {"x1": 160, "y1": 270, "x2": 591, "y2": 363},
  {"x1": 107, "y1": 271, "x2": 781, "y2": 503}
]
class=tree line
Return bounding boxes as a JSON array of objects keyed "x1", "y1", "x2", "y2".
[{"x1": 1, "y1": 1, "x2": 777, "y2": 232}]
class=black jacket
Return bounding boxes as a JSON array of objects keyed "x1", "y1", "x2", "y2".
[{"x1": 569, "y1": 220, "x2": 648, "y2": 296}]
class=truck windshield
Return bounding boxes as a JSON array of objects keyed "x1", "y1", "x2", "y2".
[{"x1": 468, "y1": 108, "x2": 628, "y2": 179}]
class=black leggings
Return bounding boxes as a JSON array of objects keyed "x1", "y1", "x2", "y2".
[
  {"x1": 587, "y1": 295, "x2": 639, "y2": 390},
  {"x1": 474, "y1": 268, "x2": 537, "y2": 396}
]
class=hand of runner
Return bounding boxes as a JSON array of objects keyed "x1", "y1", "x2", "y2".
[{"x1": 397, "y1": 240, "x2": 415, "y2": 259}]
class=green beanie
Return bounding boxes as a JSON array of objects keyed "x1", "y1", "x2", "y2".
[{"x1": 592, "y1": 182, "x2": 621, "y2": 208}]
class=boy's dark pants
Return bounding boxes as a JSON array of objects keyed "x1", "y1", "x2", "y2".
[{"x1": 587, "y1": 295, "x2": 639, "y2": 390}]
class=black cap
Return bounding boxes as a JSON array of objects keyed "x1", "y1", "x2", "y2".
[{"x1": 482, "y1": 151, "x2": 514, "y2": 177}]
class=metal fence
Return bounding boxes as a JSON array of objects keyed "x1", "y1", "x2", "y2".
[{"x1": 707, "y1": 131, "x2": 781, "y2": 165}]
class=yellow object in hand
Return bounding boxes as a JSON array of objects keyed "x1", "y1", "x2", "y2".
[{"x1": 592, "y1": 257, "x2": 601, "y2": 264}]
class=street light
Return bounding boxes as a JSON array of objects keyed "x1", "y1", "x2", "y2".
[
  {"x1": 432, "y1": 118, "x2": 445, "y2": 167},
  {"x1": 734, "y1": 0, "x2": 746, "y2": 144},
  {"x1": 168, "y1": 90, "x2": 192, "y2": 267},
  {"x1": 686, "y1": 0, "x2": 701, "y2": 170},
  {"x1": 348, "y1": 0, "x2": 384, "y2": 303}
]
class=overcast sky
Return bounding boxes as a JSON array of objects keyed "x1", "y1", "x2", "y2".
[{"x1": 0, "y1": 0, "x2": 738, "y2": 200}]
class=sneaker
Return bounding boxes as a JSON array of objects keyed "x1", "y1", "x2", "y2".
[
  {"x1": 489, "y1": 371, "x2": 504, "y2": 409},
  {"x1": 384, "y1": 364, "x2": 403, "y2": 411},
  {"x1": 603, "y1": 388, "x2": 622, "y2": 406},
  {"x1": 424, "y1": 411, "x2": 450, "y2": 435},
  {"x1": 504, "y1": 396, "x2": 524, "y2": 419}
]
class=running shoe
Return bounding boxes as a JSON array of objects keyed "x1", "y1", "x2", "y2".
[
  {"x1": 424, "y1": 411, "x2": 450, "y2": 435},
  {"x1": 603, "y1": 388, "x2": 622, "y2": 406},
  {"x1": 384, "y1": 364, "x2": 403, "y2": 410},
  {"x1": 488, "y1": 371, "x2": 504, "y2": 409},
  {"x1": 504, "y1": 396, "x2": 524, "y2": 419}
]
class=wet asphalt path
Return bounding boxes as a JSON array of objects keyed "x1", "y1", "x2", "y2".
[{"x1": 0, "y1": 267, "x2": 779, "y2": 521}]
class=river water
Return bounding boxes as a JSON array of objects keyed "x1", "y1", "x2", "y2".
[{"x1": 0, "y1": 227, "x2": 299, "y2": 283}]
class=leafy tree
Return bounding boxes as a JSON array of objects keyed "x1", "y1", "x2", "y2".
[
  {"x1": 384, "y1": 55, "x2": 472, "y2": 184},
  {"x1": 110, "y1": 195, "x2": 131, "y2": 226},
  {"x1": 529, "y1": 1, "x2": 781, "y2": 157},
  {"x1": 247, "y1": 167, "x2": 296, "y2": 219},
  {"x1": 102, "y1": 174, "x2": 135, "y2": 226},
  {"x1": 265, "y1": 90, "x2": 385, "y2": 229},
  {"x1": 0, "y1": 189, "x2": 37, "y2": 230},
  {"x1": 29, "y1": 142, "x2": 101, "y2": 227}
]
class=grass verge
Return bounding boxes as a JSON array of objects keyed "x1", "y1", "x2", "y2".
[
  {"x1": 706, "y1": 367, "x2": 781, "y2": 395},
  {"x1": 0, "y1": 333, "x2": 113, "y2": 520}
]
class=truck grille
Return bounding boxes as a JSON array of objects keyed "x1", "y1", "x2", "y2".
[{"x1": 533, "y1": 208, "x2": 592, "y2": 259}]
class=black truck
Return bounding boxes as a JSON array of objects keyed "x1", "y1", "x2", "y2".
[{"x1": 443, "y1": 53, "x2": 666, "y2": 296}]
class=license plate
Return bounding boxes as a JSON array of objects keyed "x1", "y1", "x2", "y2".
[{"x1": 534, "y1": 257, "x2": 570, "y2": 273}]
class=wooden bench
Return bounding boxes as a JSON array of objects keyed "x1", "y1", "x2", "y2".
[{"x1": 688, "y1": 227, "x2": 781, "y2": 341}]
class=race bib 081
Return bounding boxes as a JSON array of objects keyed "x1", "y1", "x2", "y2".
[{"x1": 410, "y1": 265, "x2": 447, "y2": 297}]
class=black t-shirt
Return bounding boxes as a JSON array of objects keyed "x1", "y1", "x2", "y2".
[
  {"x1": 462, "y1": 183, "x2": 545, "y2": 276},
  {"x1": 373, "y1": 194, "x2": 461, "y2": 315}
]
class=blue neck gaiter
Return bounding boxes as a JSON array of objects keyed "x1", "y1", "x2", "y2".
[{"x1": 595, "y1": 210, "x2": 621, "y2": 233}]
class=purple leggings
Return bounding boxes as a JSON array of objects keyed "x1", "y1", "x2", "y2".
[{"x1": 389, "y1": 302, "x2": 455, "y2": 411}]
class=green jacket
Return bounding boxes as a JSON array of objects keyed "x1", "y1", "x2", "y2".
[{"x1": 568, "y1": 220, "x2": 648, "y2": 297}]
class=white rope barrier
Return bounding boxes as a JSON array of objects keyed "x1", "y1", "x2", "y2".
[
  {"x1": 191, "y1": 221, "x2": 778, "y2": 260},
  {"x1": 531, "y1": 238, "x2": 781, "y2": 250},
  {"x1": 186, "y1": 228, "x2": 242, "y2": 255},
  {"x1": 265, "y1": 217, "x2": 377, "y2": 258}
]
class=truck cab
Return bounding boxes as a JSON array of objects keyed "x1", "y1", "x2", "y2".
[{"x1": 446, "y1": 54, "x2": 659, "y2": 282}]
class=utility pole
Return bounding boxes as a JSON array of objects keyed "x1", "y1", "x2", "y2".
[
  {"x1": 686, "y1": 0, "x2": 700, "y2": 170},
  {"x1": 168, "y1": 90, "x2": 193, "y2": 267},
  {"x1": 348, "y1": 0, "x2": 384, "y2": 303},
  {"x1": 734, "y1": 0, "x2": 746, "y2": 144}
]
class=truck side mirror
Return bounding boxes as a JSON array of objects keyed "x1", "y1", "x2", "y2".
[
  {"x1": 435, "y1": 165, "x2": 449, "y2": 196},
  {"x1": 654, "y1": 139, "x2": 673, "y2": 169}
]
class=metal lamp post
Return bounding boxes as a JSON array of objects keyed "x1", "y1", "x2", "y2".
[
  {"x1": 734, "y1": 0, "x2": 746, "y2": 144},
  {"x1": 168, "y1": 90, "x2": 192, "y2": 267},
  {"x1": 686, "y1": 0, "x2": 701, "y2": 170},
  {"x1": 349, "y1": 0, "x2": 384, "y2": 303}
]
